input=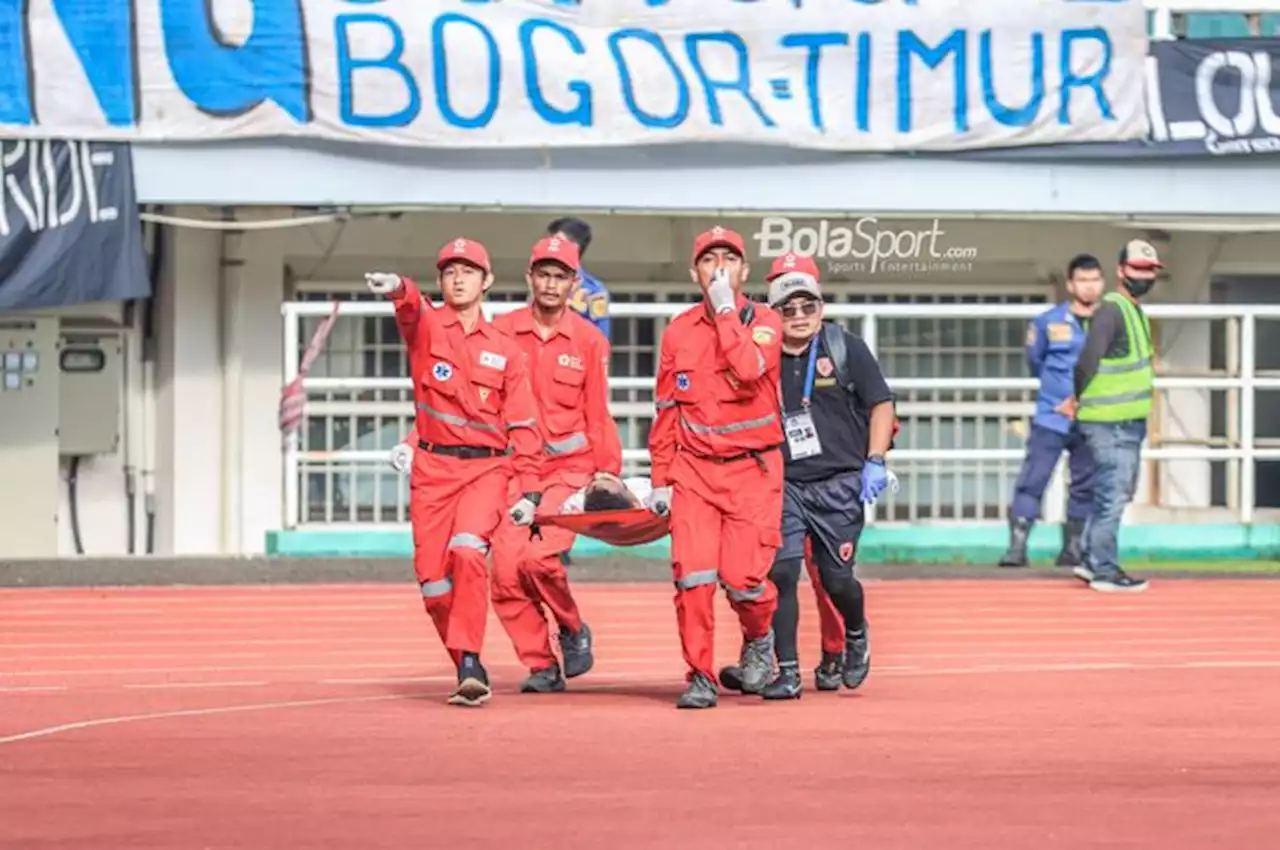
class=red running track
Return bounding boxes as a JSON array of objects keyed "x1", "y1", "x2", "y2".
[{"x1": 1, "y1": 580, "x2": 1279, "y2": 849}]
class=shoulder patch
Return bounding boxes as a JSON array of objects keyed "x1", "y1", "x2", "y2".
[
  {"x1": 588, "y1": 293, "x2": 609, "y2": 318},
  {"x1": 751, "y1": 326, "x2": 777, "y2": 345},
  {"x1": 1047, "y1": 322, "x2": 1072, "y2": 342}
]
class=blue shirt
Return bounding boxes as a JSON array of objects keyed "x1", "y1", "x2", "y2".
[
  {"x1": 1026, "y1": 301, "x2": 1088, "y2": 435},
  {"x1": 568, "y1": 268, "x2": 610, "y2": 340}
]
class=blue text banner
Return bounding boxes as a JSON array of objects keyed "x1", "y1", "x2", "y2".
[{"x1": 0, "y1": 0, "x2": 1149, "y2": 151}]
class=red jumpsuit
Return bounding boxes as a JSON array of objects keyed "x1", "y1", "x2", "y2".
[
  {"x1": 649, "y1": 296, "x2": 785, "y2": 683},
  {"x1": 391, "y1": 278, "x2": 542, "y2": 659},
  {"x1": 488, "y1": 306, "x2": 623, "y2": 671}
]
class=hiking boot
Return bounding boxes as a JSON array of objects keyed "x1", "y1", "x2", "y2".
[
  {"x1": 559, "y1": 623, "x2": 594, "y2": 679},
  {"x1": 998, "y1": 517, "x2": 1032, "y2": 567},
  {"x1": 448, "y1": 659, "x2": 492, "y2": 707},
  {"x1": 738, "y1": 630, "x2": 776, "y2": 694},
  {"x1": 762, "y1": 666, "x2": 803, "y2": 700},
  {"x1": 814, "y1": 652, "x2": 843, "y2": 691},
  {"x1": 1056, "y1": 519, "x2": 1087, "y2": 567},
  {"x1": 520, "y1": 664, "x2": 566, "y2": 693},
  {"x1": 717, "y1": 665, "x2": 745, "y2": 692},
  {"x1": 676, "y1": 672, "x2": 719, "y2": 709},
  {"x1": 842, "y1": 627, "x2": 870, "y2": 690}
]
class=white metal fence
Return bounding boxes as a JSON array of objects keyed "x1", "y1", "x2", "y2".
[{"x1": 281, "y1": 300, "x2": 1280, "y2": 530}]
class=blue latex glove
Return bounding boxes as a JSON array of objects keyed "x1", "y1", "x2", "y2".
[{"x1": 860, "y1": 459, "x2": 889, "y2": 504}]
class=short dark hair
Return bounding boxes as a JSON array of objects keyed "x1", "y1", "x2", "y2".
[
  {"x1": 547, "y1": 217, "x2": 593, "y2": 257},
  {"x1": 583, "y1": 487, "x2": 633, "y2": 512},
  {"x1": 1066, "y1": 253, "x2": 1102, "y2": 278}
]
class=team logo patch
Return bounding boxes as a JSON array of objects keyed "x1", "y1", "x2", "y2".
[
  {"x1": 1047, "y1": 322, "x2": 1073, "y2": 343},
  {"x1": 589, "y1": 295, "x2": 608, "y2": 318},
  {"x1": 816, "y1": 357, "x2": 834, "y2": 378},
  {"x1": 839, "y1": 541, "x2": 854, "y2": 562},
  {"x1": 478, "y1": 387, "x2": 491, "y2": 404},
  {"x1": 479, "y1": 350, "x2": 507, "y2": 370},
  {"x1": 751, "y1": 326, "x2": 777, "y2": 345},
  {"x1": 676, "y1": 373, "x2": 690, "y2": 391},
  {"x1": 558, "y1": 353, "x2": 584, "y2": 370},
  {"x1": 432, "y1": 362, "x2": 453, "y2": 381}
]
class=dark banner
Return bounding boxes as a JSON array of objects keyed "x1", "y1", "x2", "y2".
[
  {"x1": 960, "y1": 37, "x2": 1280, "y2": 161},
  {"x1": 0, "y1": 140, "x2": 150, "y2": 310}
]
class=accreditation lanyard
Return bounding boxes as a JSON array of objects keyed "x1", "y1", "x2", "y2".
[{"x1": 790, "y1": 341, "x2": 819, "y2": 412}]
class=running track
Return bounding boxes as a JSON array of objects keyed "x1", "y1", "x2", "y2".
[{"x1": 1, "y1": 580, "x2": 1278, "y2": 849}]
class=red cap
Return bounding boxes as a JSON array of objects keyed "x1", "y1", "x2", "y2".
[
  {"x1": 691, "y1": 226, "x2": 746, "y2": 264},
  {"x1": 766, "y1": 252, "x2": 821, "y2": 282},
  {"x1": 529, "y1": 235, "x2": 580, "y2": 271},
  {"x1": 436, "y1": 237, "x2": 492, "y2": 273}
]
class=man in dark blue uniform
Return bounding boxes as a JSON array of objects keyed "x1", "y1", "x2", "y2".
[
  {"x1": 998, "y1": 254, "x2": 1105, "y2": 568},
  {"x1": 719, "y1": 260, "x2": 897, "y2": 700},
  {"x1": 547, "y1": 217, "x2": 610, "y2": 340}
]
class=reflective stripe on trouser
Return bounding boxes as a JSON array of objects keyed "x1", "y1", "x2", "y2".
[
  {"x1": 668, "y1": 451, "x2": 783, "y2": 682},
  {"x1": 410, "y1": 453, "x2": 509, "y2": 656},
  {"x1": 490, "y1": 478, "x2": 587, "y2": 671}
]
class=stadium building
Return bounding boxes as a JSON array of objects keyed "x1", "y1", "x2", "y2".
[{"x1": 2, "y1": 3, "x2": 1279, "y2": 560}]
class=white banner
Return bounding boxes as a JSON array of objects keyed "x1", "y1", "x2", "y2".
[{"x1": 0, "y1": 0, "x2": 1149, "y2": 151}]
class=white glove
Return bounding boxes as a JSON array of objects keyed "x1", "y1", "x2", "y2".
[
  {"x1": 509, "y1": 496, "x2": 538, "y2": 527},
  {"x1": 365, "y1": 272, "x2": 402, "y2": 296},
  {"x1": 886, "y1": 470, "x2": 900, "y2": 493},
  {"x1": 706, "y1": 268, "x2": 735, "y2": 314},
  {"x1": 388, "y1": 442, "x2": 413, "y2": 474},
  {"x1": 646, "y1": 486, "x2": 672, "y2": 516}
]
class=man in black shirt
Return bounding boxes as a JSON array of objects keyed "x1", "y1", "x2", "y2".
[{"x1": 720, "y1": 258, "x2": 897, "y2": 699}]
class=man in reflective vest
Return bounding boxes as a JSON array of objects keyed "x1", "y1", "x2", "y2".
[
  {"x1": 1064, "y1": 239, "x2": 1162, "y2": 593},
  {"x1": 998, "y1": 254, "x2": 1103, "y2": 569},
  {"x1": 365, "y1": 238, "x2": 544, "y2": 707},
  {"x1": 489, "y1": 236, "x2": 623, "y2": 693},
  {"x1": 647, "y1": 226, "x2": 785, "y2": 709}
]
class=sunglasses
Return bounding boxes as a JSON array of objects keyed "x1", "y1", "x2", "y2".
[{"x1": 779, "y1": 299, "x2": 821, "y2": 318}]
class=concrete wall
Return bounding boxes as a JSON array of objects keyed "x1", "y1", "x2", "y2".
[{"x1": 5, "y1": 209, "x2": 1279, "y2": 557}]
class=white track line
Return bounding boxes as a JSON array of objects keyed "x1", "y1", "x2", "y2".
[
  {"x1": 122, "y1": 681, "x2": 269, "y2": 690},
  {"x1": 0, "y1": 685, "x2": 68, "y2": 693},
  {"x1": 0, "y1": 691, "x2": 436, "y2": 745}
]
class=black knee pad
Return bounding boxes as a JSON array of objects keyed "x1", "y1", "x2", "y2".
[{"x1": 769, "y1": 557, "x2": 803, "y2": 590}]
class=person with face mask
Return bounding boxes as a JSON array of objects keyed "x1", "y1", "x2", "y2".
[
  {"x1": 487, "y1": 236, "x2": 623, "y2": 693},
  {"x1": 999, "y1": 254, "x2": 1104, "y2": 569},
  {"x1": 719, "y1": 254, "x2": 897, "y2": 700},
  {"x1": 1062, "y1": 239, "x2": 1163, "y2": 593},
  {"x1": 646, "y1": 226, "x2": 785, "y2": 709},
  {"x1": 365, "y1": 238, "x2": 543, "y2": 707}
]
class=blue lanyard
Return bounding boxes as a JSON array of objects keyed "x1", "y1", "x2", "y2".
[{"x1": 801, "y1": 341, "x2": 819, "y2": 409}]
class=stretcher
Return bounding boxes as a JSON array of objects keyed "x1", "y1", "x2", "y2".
[{"x1": 534, "y1": 508, "x2": 670, "y2": 547}]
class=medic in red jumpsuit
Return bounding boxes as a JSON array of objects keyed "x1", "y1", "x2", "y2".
[
  {"x1": 489, "y1": 236, "x2": 623, "y2": 693},
  {"x1": 646, "y1": 226, "x2": 786, "y2": 709},
  {"x1": 365, "y1": 238, "x2": 543, "y2": 708}
]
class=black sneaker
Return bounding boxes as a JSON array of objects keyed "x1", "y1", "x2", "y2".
[
  {"x1": 717, "y1": 665, "x2": 745, "y2": 692},
  {"x1": 1089, "y1": 572, "x2": 1149, "y2": 594},
  {"x1": 520, "y1": 664, "x2": 566, "y2": 693},
  {"x1": 559, "y1": 623, "x2": 594, "y2": 679},
  {"x1": 738, "y1": 630, "x2": 776, "y2": 695},
  {"x1": 762, "y1": 665, "x2": 803, "y2": 700},
  {"x1": 814, "y1": 652, "x2": 843, "y2": 691},
  {"x1": 676, "y1": 672, "x2": 719, "y2": 709},
  {"x1": 448, "y1": 660, "x2": 492, "y2": 707},
  {"x1": 842, "y1": 627, "x2": 870, "y2": 690}
]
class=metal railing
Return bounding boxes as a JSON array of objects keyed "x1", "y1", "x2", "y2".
[{"x1": 281, "y1": 301, "x2": 1280, "y2": 529}]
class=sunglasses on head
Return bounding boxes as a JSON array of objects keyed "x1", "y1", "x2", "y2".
[{"x1": 780, "y1": 299, "x2": 820, "y2": 318}]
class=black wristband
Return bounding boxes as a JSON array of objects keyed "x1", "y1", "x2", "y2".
[{"x1": 868, "y1": 454, "x2": 885, "y2": 465}]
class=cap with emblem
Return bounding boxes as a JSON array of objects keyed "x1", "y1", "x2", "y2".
[
  {"x1": 437, "y1": 238, "x2": 492, "y2": 274},
  {"x1": 767, "y1": 271, "x2": 822, "y2": 307},
  {"x1": 529, "y1": 235, "x2": 581, "y2": 272},
  {"x1": 691, "y1": 226, "x2": 747, "y2": 264},
  {"x1": 1120, "y1": 239, "x2": 1164, "y2": 269},
  {"x1": 766, "y1": 252, "x2": 821, "y2": 283}
]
